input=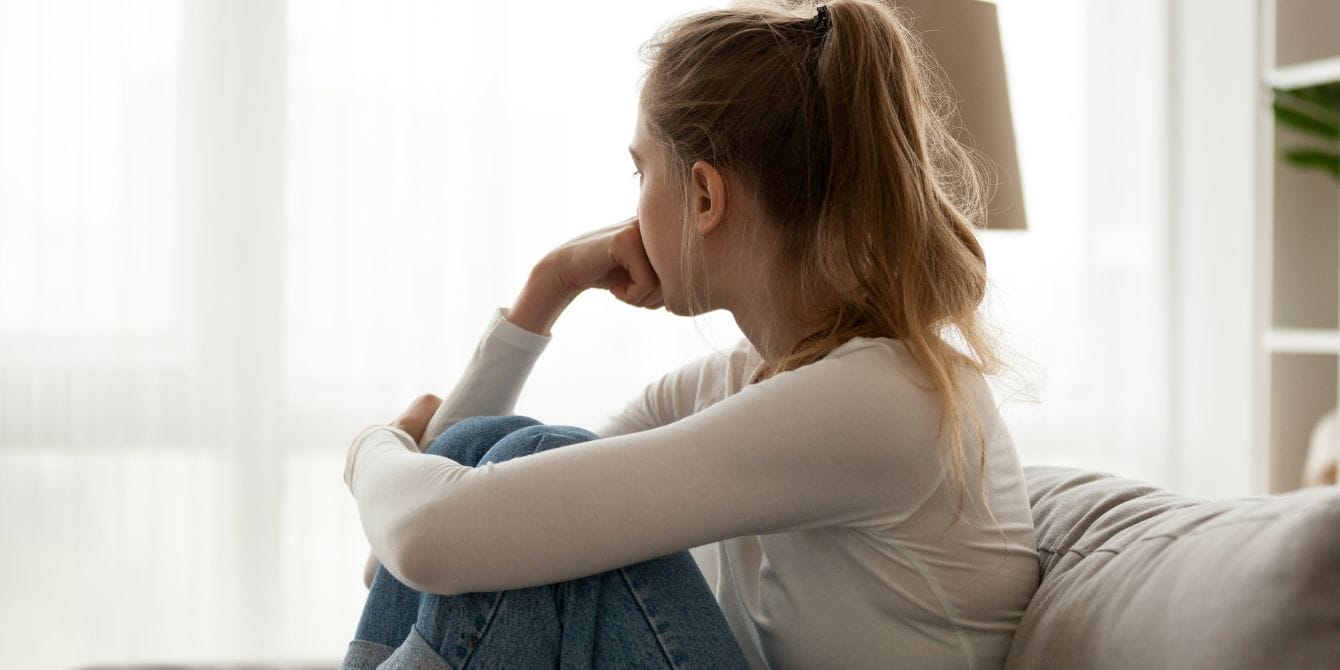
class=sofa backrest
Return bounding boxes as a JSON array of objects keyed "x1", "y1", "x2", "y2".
[{"x1": 1004, "y1": 465, "x2": 1340, "y2": 669}]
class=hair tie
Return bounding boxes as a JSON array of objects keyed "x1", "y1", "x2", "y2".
[{"x1": 814, "y1": 5, "x2": 831, "y2": 41}]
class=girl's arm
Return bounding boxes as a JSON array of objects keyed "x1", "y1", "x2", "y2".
[
  {"x1": 360, "y1": 222, "x2": 659, "y2": 587},
  {"x1": 345, "y1": 344, "x2": 945, "y2": 597},
  {"x1": 363, "y1": 549, "x2": 380, "y2": 589},
  {"x1": 360, "y1": 272, "x2": 560, "y2": 589}
]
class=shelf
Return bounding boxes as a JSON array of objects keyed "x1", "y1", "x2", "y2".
[
  {"x1": 1274, "y1": 0, "x2": 1340, "y2": 70},
  {"x1": 1268, "y1": 352, "x2": 1336, "y2": 493},
  {"x1": 1265, "y1": 328, "x2": 1340, "y2": 354},
  {"x1": 1267, "y1": 55, "x2": 1340, "y2": 89},
  {"x1": 1260, "y1": 0, "x2": 1340, "y2": 494}
]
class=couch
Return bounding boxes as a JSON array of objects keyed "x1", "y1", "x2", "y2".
[
  {"x1": 1004, "y1": 465, "x2": 1340, "y2": 669},
  {"x1": 77, "y1": 466, "x2": 1340, "y2": 670}
]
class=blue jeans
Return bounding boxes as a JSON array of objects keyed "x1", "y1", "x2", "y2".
[{"x1": 340, "y1": 415, "x2": 750, "y2": 670}]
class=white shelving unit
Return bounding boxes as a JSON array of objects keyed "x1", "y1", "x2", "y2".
[
  {"x1": 1257, "y1": 0, "x2": 1340, "y2": 492},
  {"x1": 1266, "y1": 56, "x2": 1340, "y2": 90}
]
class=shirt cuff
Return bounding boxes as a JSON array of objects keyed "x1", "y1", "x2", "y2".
[
  {"x1": 491, "y1": 306, "x2": 552, "y2": 355},
  {"x1": 345, "y1": 424, "x2": 418, "y2": 492}
]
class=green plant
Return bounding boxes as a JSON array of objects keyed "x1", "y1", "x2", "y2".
[{"x1": 1272, "y1": 81, "x2": 1340, "y2": 181}]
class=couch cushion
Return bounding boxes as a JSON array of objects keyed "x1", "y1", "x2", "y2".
[{"x1": 1005, "y1": 465, "x2": 1340, "y2": 670}]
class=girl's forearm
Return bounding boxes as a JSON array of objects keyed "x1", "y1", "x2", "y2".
[{"x1": 506, "y1": 256, "x2": 577, "y2": 337}]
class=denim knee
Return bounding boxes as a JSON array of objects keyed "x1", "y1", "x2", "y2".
[
  {"x1": 479, "y1": 424, "x2": 601, "y2": 465},
  {"x1": 425, "y1": 415, "x2": 543, "y2": 458}
]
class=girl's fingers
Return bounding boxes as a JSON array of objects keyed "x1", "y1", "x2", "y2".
[
  {"x1": 638, "y1": 287, "x2": 662, "y2": 308},
  {"x1": 615, "y1": 230, "x2": 660, "y2": 304}
]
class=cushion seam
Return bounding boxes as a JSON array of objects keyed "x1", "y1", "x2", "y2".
[{"x1": 1036, "y1": 511, "x2": 1291, "y2": 558}]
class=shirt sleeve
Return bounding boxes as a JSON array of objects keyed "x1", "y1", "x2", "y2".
[
  {"x1": 344, "y1": 346, "x2": 944, "y2": 597},
  {"x1": 590, "y1": 391, "x2": 658, "y2": 439},
  {"x1": 415, "y1": 306, "x2": 553, "y2": 451},
  {"x1": 593, "y1": 336, "x2": 757, "y2": 438}
]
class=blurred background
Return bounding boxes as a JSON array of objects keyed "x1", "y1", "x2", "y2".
[{"x1": 1, "y1": 0, "x2": 1336, "y2": 667}]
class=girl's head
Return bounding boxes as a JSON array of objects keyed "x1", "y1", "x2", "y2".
[{"x1": 633, "y1": 0, "x2": 1006, "y2": 531}]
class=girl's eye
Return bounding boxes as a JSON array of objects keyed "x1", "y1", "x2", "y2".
[{"x1": 631, "y1": 170, "x2": 642, "y2": 180}]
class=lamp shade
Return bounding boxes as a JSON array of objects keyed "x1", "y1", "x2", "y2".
[{"x1": 895, "y1": 0, "x2": 1027, "y2": 230}]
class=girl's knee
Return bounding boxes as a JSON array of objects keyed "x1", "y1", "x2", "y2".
[
  {"x1": 480, "y1": 424, "x2": 599, "y2": 464},
  {"x1": 426, "y1": 415, "x2": 543, "y2": 457},
  {"x1": 455, "y1": 414, "x2": 544, "y2": 437}
]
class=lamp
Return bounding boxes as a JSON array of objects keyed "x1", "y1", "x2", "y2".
[{"x1": 895, "y1": 0, "x2": 1027, "y2": 230}]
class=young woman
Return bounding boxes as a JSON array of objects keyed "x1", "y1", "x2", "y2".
[{"x1": 340, "y1": 1, "x2": 1040, "y2": 667}]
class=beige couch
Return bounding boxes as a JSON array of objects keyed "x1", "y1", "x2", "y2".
[{"x1": 1005, "y1": 465, "x2": 1340, "y2": 669}]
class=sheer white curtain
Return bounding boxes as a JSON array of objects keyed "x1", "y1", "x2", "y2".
[
  {"x1": 0, "y1": 0, "x2": 1176, "y2": 667},
  {"x1": 982, "y1": 0, "x2": 1175, "y2": 488}
]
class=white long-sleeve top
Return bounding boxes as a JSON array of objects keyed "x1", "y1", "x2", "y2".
[{"x1": 344, "y1": 306, "x2": 1041, "y2": 669}]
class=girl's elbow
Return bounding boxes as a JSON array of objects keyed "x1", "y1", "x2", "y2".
[
  {"x1": 382, "y1": 495, "x2": 475, "y2": 596},
  {"x1": 391, "y1": 535, "x2": 467, "y2": 596},
  {"x1": 399, "y1": 559, "x2": 466, "y2": 597}
]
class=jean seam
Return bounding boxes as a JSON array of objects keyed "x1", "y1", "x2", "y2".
[
  {"x1": 468, "y1": 592, "x2": 505, "y2": 670},
  {"x1": 531, "y1": 431, "x2": 550, "y2": 456},
  {"x1": 422, "y1": 590, "x2": 506, "y2": 669},
  {"x1": 617, "y1": 565, "x2": 679, "y2": 669}
]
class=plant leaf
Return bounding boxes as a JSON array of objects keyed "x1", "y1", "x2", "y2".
[
  {"x1": 1272, "y1": 100, "x2": 1340, "y2": 140},
  {"x1": 1283, "y1": 149, "x2": 1340, "y2": 180},
  {"x1": 1288, "y1": 82, "x2": 1340, "y2": 114},
  {"x1": 1276, "y1": 85, "x2": 1340, "y2": 122}
]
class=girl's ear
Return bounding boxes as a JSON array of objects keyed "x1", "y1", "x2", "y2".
[{"x1": 692, "y1": 160, "x2": 728, "y2": 238}]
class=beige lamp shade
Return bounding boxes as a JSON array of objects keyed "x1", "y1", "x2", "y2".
[{"x1": 894, "y1": 0, "x2": 1027, "y2": 230}]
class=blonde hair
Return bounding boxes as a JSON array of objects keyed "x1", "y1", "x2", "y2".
[{"x1": 637, "y1": 0, "x2": 1015, "y2": 534}]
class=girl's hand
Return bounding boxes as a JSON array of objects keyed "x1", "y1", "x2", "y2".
[
  {"x1": 390, "y1": 394, "x2": 442, "y2": 449},
  {"x1": 548, "y1": 216, "x2": 664, "y2": 310}
]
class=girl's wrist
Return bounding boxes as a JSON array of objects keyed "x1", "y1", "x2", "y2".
[{"x1": 506, "y1": 258, "x2": 577, "y2": 337}]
